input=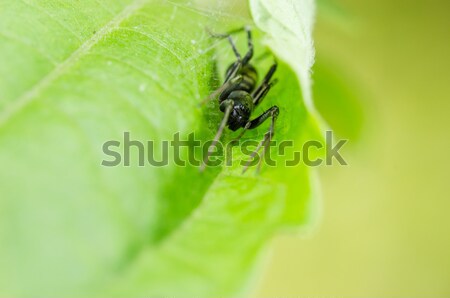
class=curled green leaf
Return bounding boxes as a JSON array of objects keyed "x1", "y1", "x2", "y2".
[{"x1": 0, "y1": 0, "x2": 324, "y2": 296}]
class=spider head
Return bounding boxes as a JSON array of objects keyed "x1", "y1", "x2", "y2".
[{"x1": 227, "y1": 103, "x2": 251, "y2": 131}]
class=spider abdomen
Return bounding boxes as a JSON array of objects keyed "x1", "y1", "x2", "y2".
[
  {"x1": 236, "y1": 64, "x2": 258, "y2": 93},
  {"x1": 224, "y1": 63, "x2": 258, "y2": 92}
]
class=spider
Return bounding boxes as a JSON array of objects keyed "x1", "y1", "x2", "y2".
[{"x1": 199, "y1": 26, "x2": 279, "y2": 173}]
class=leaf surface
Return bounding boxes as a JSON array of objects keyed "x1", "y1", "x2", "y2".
[{"x1": 0, "y1": 0, "x2": 320, "y2": 296}]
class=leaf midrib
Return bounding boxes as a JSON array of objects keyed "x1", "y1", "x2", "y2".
[{"x1": 0, "y1": 0, "x2": 150, "y2": 127}]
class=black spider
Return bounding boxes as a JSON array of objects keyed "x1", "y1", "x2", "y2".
[{"x1": 200, "y1": 26, "x2": 279, "y2": 173}]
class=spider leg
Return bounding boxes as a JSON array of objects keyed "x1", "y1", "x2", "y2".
[
  {"x1": 207, "y1": 26, "x2": 247, "y2": 38},
  {"x1": 224, "y1": 60, "x2": 243, "y2": 83},
  {"x1": 207, "y1": 26, "x2": 252, "y2": 62},
  {"x1": 242, "y1": 106, "x2": 279, "y2": 174},
  {"x1": 208, "y1": 26, "x2": 254, "y2": 81},
  {"x1": 223, "y1": 28, "x2": 253, "y2": 82},
  {"x1": 252, "y1": 62, "x2": 278, "y2": 106},
  {"x1": 207, "y1": 28, "x2": 242, "y2": 62},
  {"x1": 198, "y1": 75, "x2": 243, "y2": 106},
  {"x1": 241, "y1": 26, "x2": 254, "y2": 65},
  {"x1": 200, "y1": 99, "x2": 234, "y2": 171},
  {"x1": 225, "y1": 26, "x2": 254, "y2": 68}
]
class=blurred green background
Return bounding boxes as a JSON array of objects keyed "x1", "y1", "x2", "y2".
[{"x1": 254, "y1": 0, "x2": 450, "y2": 296}]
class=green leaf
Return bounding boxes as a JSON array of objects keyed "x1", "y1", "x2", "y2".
[
  {"x1": 0, "y1": 0, "x2": 321, "y2": 296},
  {"x1": 249, "y1": 0, "x2": 317, "y2": 114}
]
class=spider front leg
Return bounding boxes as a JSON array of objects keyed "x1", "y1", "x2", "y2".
[
  {"x1": 208, "y1": 26, "x2": 254, "y2": 81},
  {"x1": 198, "y1": 75, "x2": 243, "y2": 106},
  {"x1": 208, "y1": 26, "x2": 253, "y2": 63},
  {"x1": 252, "y1": 62, "x2": 278, "y2": 106},
  {"x1": 200, "y1": 99, "x2": 234, "y2": 172},
  {"x1": 242, "y1": 106, "x2": 279, "y2": 174}
]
